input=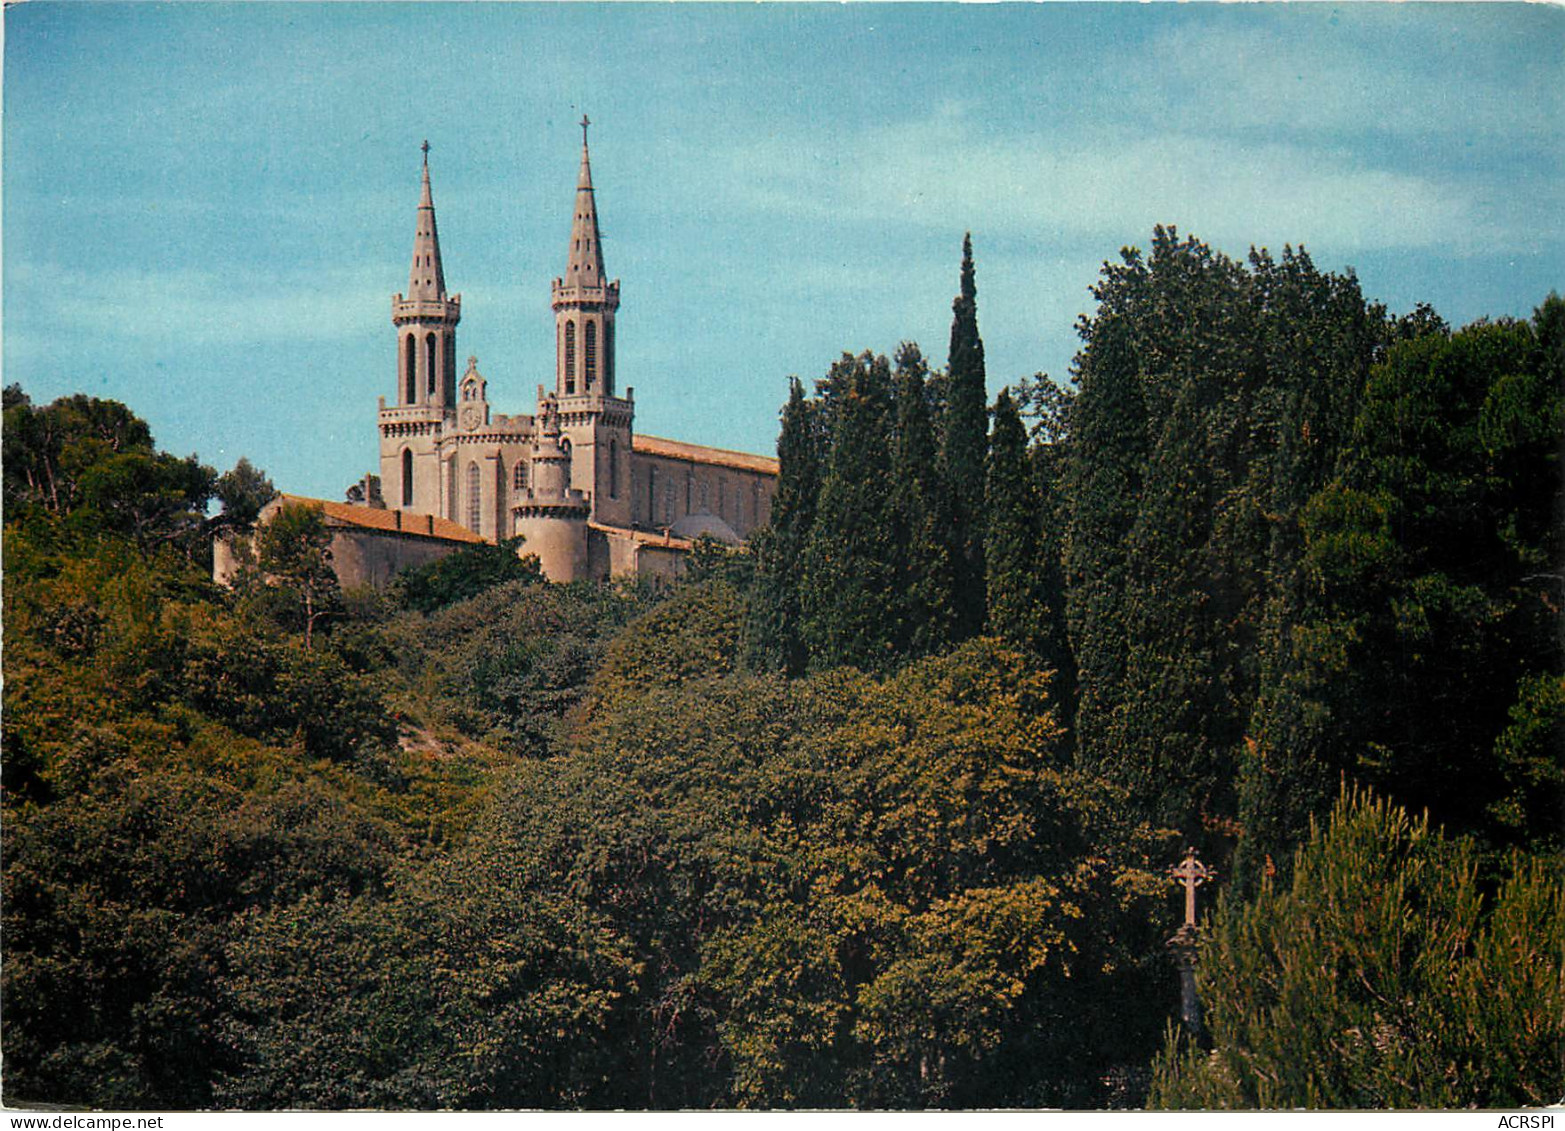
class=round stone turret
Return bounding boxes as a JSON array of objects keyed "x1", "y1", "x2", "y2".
[{"x1": 513, "y1": 395, "x2": 590, "y2": 581}]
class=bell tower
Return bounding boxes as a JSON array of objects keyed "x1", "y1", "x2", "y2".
[
  {"x1": 549, "y1": 116, "x2": 633, "y2": 530},
  {"x1": 395, "y1": 141, "x2": 461, "y2": 410},
  {"x1": 380, "y1": 142, "x2": 462, "y2": 515}
]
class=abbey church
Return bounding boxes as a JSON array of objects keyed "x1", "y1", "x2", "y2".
[{"x1": 225, "y1": 123, "x2": 779, "y2": 589}]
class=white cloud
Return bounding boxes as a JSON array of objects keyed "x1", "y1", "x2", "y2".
[
  {"x1": 1141, "y1": 14, "x2": 1564, "y2": 145},
  {"x1": 9, "y1": 261, "x2": 393, "y2": 347},
  {"x1": 720, "y1": 105, "x2": 1550, "y2": 258}
]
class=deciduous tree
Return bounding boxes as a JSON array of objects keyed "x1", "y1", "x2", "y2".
[{"x1": 256, "y1": 503, "x2": 339, "y2": 650}]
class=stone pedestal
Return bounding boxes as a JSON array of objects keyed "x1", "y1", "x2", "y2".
[{"x1": 1166, "y1": 923, "x2": 1202, "y2": 1037}]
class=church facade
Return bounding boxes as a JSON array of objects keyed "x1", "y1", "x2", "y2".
[{"x1": 375, "y1": 125, "x2": 778, "y2": 582}]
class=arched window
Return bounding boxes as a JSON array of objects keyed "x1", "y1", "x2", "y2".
[
  {"x1": 585, "y1": 321, "x2": 597, "y2": 387},
  {"x1": 604, "y1": 322, "x2": 614, "y2": 395},
  {"x1": 609, "y1": 438, "x2": 619, "y2": 498},
  {"x1": 402, "y1": 449, "x2": 414, "y2": 507},
  {"x1": 685, "y1": 469, "x2": 693, "y2": 515},
  {"x1": 444, "y1": 333, "x2": 457, "y2": 403},
  {"x1": 404, "y1": 334, "x2": 416, "y2": 404},
  {"x1": 564, "y1": 320, "x2": 576, "y2": 394},
  {"x1": 513, "y1": 462, "x2": 527, "y2": 491},
  {"x1": 426, "y1": 332, "x2": 438, "y2": 397},
  {"x1": 646, "y1": 465, "x2": 656, "y2": 524},
  {"x1": 466, "y1": 462, "x2": 481, "y2": 532}
]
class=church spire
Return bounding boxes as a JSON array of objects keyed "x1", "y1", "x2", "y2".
[
  {"x1": 564, "y1": 116, "x2": 605, "y2": 288},
  {"x1": 551, "y1": 117, "x2": 620, "y2": 405},
  {"x1": 390, "y1": 140, "x2": 461, "y2": 417},
  {"x1": 408, "y1": 140, "x2": 448, "y2": 301}
]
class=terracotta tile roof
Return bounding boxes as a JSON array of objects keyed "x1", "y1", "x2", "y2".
[
  {"x1": 633, "y1": 434, "x2": 778, "y2": 477},
  {"x1": 271, "y1": 495, "x2": 486, "y2": 545}
]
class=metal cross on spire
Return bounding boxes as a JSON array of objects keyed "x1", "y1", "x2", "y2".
[
  {"x1": 421, "y1": 139, "x2": 430, "y2": 164},
  {"x1": 580, "y1": 115, "x2": 591, "y2": 147},
  {"x1": 1169, "y1": 847, "x2": 1216, "y2": 929}
]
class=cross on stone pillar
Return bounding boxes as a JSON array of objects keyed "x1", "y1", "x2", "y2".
[
  {"x1": 1167, "y1": 847, "x2": 1216, "y2": 1038},
  {"x1": 1170, "y1": 847, "x2": 1215, "y2": 929}
]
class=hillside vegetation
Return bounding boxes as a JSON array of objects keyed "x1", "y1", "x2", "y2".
[{"x1": 3, "y1": 230, "x2": 1561, "y2": 1109}]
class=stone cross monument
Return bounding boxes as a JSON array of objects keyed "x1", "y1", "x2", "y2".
[{"x1": 1167, "y1": 847, "x2": 1215, "y2": 1036}]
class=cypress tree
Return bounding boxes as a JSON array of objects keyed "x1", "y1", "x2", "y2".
[
  {"x1": 1027, "y1": 377, "x2": 1080, "y2": 722},
  {"x1": 1109, "y1": 230, "x2": 1256, "y2": 830},
  {"x1": 891, "y1": 342, "x2": 959, "y2": 657},
  {"x1": 941, "y1": 233, "x2": 989, "y2": 639},
  {"x1": 1232, "y1": 248, "x2": 1383, "y2": 888},
  {"x1": 800, "y1": 353, "x2": 900, "y2": 672},
  {"x1": 984, "y1": 389, "x2": 1047, "y2": 655},
  {"x1": 1062, "y1": 302, "x2": 1148, "y2": 773},
  {"x1": 746, "y1": 376, "x2": 820, "y2": 675}
]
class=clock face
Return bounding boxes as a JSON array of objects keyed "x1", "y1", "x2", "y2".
[{"x1": 461, "y1": 406, "x2": 481, "y2": 431}]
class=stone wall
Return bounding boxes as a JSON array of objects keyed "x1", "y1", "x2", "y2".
[
  {"x1": 215, "y1": 496, "x2": 484, "y2": 592},
  {"x1": 629, "y1": 449, "x2": 775, "y2": 538},
  {"x1": 327, "y1": 527, "x2": 469, "y2": 590}
]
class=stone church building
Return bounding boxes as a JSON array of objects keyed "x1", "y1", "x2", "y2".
[
  {"x1": 373, "y1": 124, "x2": 777, "y2": 582},
  {"x1": 220, "y1": 125, "x2": 779, "y2": 590}
]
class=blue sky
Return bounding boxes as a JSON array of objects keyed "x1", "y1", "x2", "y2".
[{"x1": 5, "y1": 2, "x2": 1562, "y2": 500}]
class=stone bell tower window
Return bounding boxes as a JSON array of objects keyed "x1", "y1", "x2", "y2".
[
  {"x1": 609, "y1": 438, "x2": 619, "y2": 498},
  {"x1": 425, "y1": 332, "x2": 438, "y2": 397},
  {"x1": 564, "y1": 320, "x2": 577, "y2": 394},
  {"x1": 404, "y1": 334, "x2": 416, "y2": 404},
  {"x1": 444, "y1": 333, "x2": 457, "y2": 403},
  {"x1": 402, "y1": 449, "x2": 414, "y2": 507},
  {"x1": 604, "y1": 322, "x2": 614, "y2": 395},
  {"x1": 585, "y1": 321, "x2": 597, "y2": 387}
]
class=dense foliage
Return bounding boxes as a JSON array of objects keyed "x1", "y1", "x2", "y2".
[
  {"x1": 1150, "y1": 790, "x2": 1564, "y2": 1109},
  {"x1": 394, "y1": 536, "x2": 544, "y2": 613},
  {"x1": 3, "y1": 224, "x2": 1560, "y2": 1110}
]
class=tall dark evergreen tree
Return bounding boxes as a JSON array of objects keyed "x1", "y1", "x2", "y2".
[
  {"x1": 984, "y1": 390, "x2": 1048, "y2": 657},
  {"x1": 1232, "y1": 248, "x2": 1387, "y2": 886},
  {"x1": 891, "y1": 343, "x2": 960, "y2": 658},
  {"x1": 746, "y1": 377, "x2": 821, "y2": 675},
  {"x1": 1063, "y1": 300, "x2": 1149, "y2": 774},
  {"x1": 941, "y1": 234, "x2": 989, "y2": 639},
  {"x1": 1027, "y1": 377, "x2": 1080, "y2": 721},
  {"x1": 1108, "y1": 232, "x2": 1258, "y2": 831},
  {"x1": 799, "y1": 353, "x2": 900, "y2": 672}
]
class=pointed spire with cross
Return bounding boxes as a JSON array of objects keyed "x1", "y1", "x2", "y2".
[
  {"x1": 564, "y1": 115, "x2": 605, "y2": 283},
  {"x1": 408, "y1": 138, "x2": 446, "y2": 300}
]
